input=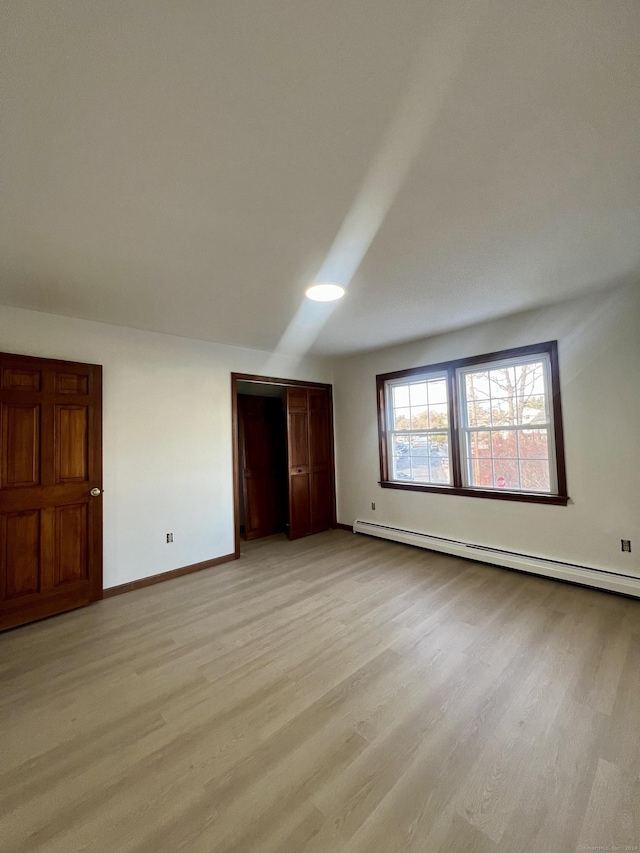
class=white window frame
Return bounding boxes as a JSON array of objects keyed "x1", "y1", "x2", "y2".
[
  {"x1": 385, "y1": 370, "x2": 452, "y2": 487},
  {"x1": 456, "y1": 352, "x2": 558, "y2": 495}
]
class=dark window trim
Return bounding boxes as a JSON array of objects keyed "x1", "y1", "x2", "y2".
[{"x1": 376, "y1": 341, "x2": 569, "y2": 506}]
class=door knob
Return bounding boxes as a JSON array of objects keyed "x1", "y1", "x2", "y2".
[{"x1": 90, "y1": 488, "x2": 101, "y2": 497}]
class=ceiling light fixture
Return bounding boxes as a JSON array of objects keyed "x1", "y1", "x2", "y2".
[{"x1": 305, "y1": 282, "x2": 346, "y2": 302}]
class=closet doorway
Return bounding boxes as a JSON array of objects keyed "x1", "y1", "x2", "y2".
[{"x1": 231, "y1": 374, "x2": 336, "y2": 552}]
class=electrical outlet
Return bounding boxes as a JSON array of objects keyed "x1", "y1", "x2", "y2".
[
  {"x1": 371, "y1": 502, "x2": 376, "y2": 511},
  {"x1": 621, "y1": 539, "x2": 631, "y2": 552},
  {"x1": 166, "y1": 533, "x2": 174, "y2": 543}
]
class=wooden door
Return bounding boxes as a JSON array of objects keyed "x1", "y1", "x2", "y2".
[
  {"x1": 286, "y1": 386, "x2": 334, "y2": 540},
  {"x1": 0, "y1": 352, "x2": 102, "y2": 631},
  {"x1": 238, "y1": 395, "x2": 287, "y2": 540},
  {"x1": 286, "y1": 388, "x2": 312, "y2": 539},
  {"x1": 309, "y1": 388, "x2": 333, "y2": 534}
]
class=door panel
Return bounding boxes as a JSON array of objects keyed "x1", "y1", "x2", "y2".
[
  {"x1": 288, "y1": 412, "x2": 309, "y2": 469},
  {"x1": 309, "y1": 391, "x2": 330, "y2": 467},
  {"x1": 56, "y1": 373, "x2": 89, "y2": 395},
  {"x1": 3, "y1": 367, "x2": 42, "y2": 391},
  {"x1": 289, "y1": 471, "x2": 312, "y2": 538},
  {"x1": 2, "y1": 510, "x2": 41, "y2": 599},
  {"x1": 54, "y1": 503, "x2": 89, "y2": 586},
  {"x1": 311, "y1": 468, "x2": 332, "y2": 533},
  {"x1": 2, "y1": 403, "x2": 41, "y2": 487},
  {"x1": 286, "y1": 389, "x2": 308, "y2": 412},
  {"x1": 0, "y1": 353, "x2": 102, "y2": 631},
  {"x1": 55, "y1": 405, "x2": 88, "y2": 482},
  {"x1": 244, "y1": 478, "x2": 268, "y2": 538}
]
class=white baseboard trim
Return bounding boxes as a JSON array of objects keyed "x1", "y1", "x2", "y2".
[{"x1": 352, "y1": 519, "x2": 640, "y2": 598}]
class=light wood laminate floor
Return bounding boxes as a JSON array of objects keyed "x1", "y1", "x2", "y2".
[{"x1": 1, "y1": 530, "x2": 639, "y2": 852}]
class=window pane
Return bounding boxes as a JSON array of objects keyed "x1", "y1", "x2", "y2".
[
  {"x1": 429, "y1": 404, "x2": 448, "y2": 429},
  {"x1": 410, "y1": 435, "x2": 429, "y2": 456},
  {"x1": 514, "y1": 362, "x2": 547, "y2": 423},
  {"x1": 491, "y1": 399, "x2": 516, "y2": 426},
  {"x1": 429, "y1": 434, "x2": 449, "y2": 454},
  {"x1": 489, "y1": 367, "x2": 516, "y2": 399},
  {"x1": 465, "y1": 371, "x2": 490, "y2": 401},
  {"x1": 493, "y1": 459, "x2": 520, "y2": 489},
  {"x1": 427, "y1": 378, "x2": 448, "y2": 405},
  {"x1": 393, "y1": 385, "x2": 410, "y2": 408},
  {"x1": 468, "y1": 431, "x2": 491, "y2": 458},
  {"x1": 491, "y1": 430, "x2": 517, "y2": 458},
  {"x1": 393, "y1": 407, "x2": 411, "y2": 430},
  {"x1": 519, "y1": 429, "x2": 548, "y2": 459},
  {"x1": 409, "y1": 382, "x2": 428, "y2": 406},
  {"x1": 409, "y1": 435, "x2": 452, "y2": 484},
  {"x1": 410, "y1": 406, "x2": 429, "y2": 430},
  {"x1": 469, "y1": 458, "x2": 493, "y2": 487},
  {"x1": 520, "y1": 459, "x2": 550, "y2": 491},
  {"x1": 409, "y1": 456, "x2": 430, "y2": 481},
  {"x1": 515, "y1": 362, "x2": 545, "y2": 396},
  {"x1": 391, "y1": 435, "x2": 411, "y2": 479},
  {"x1": 467, "y1": 399, "x2": 491, "y2": 427},
  {"x1": 464, "y1": 424, "x2": 552, "y2": 492},
  {"x1": 519, "y1": 395, "x2": 547, "y2": 424},
  {"x1": 390, "y1": 433, "x2": 451, "y2": 485},
  {"x1": 428, "y1": 436, "x2": 450, "y2": 483}
]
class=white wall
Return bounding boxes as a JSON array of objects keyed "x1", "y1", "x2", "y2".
[
  {"x1": 0, "y1": 305, "x2": 332, "y2": 589},
  {"x1": 3, "y1": 285, "x2": 638, "y2": 590},
  {"x1": 333, "y1": 283, "x2": 640, "y2": 578}
]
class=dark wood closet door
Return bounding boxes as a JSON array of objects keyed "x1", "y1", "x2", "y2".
[
  {"x1": 0, "y1": 352, "x2": 103, "y2": 631},
  {"x1": 309, "y1": 388, "x2": 333, "y2": 534},
  {"x1": 286, "y1": 388, "x2": 312, "y2": 539},
  {"x1": 238, "y1": 395, "x2": 286, "y2": 539},
  {"x1": 286, "y1": 386, "x2": 334, "y2": 540}
]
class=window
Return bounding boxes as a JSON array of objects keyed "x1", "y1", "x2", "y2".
[
  {"x1": 377, "y1": 342, "x2": 568, "y2": 505},
  {"x1": 386, "y1": 372, "x2": 452, "y2": 486}
]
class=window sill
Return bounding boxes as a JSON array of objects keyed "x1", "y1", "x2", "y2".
[{"x1": 378, "y1": 480, "x2": 569, "y2": 505}]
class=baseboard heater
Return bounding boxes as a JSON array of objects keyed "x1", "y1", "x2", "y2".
[{"x1": 352, "y1": 519, "x2": 640, "y2": 598}]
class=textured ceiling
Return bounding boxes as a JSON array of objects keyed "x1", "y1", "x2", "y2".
[{"x1": 1, "y1": 0, "x2": 639, "y2": 356}]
